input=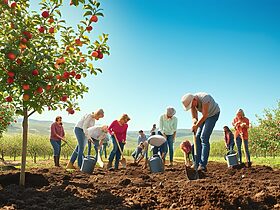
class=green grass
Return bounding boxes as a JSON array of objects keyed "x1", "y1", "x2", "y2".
[
  {"x1": 1, "y1": 155, "x2": 280, "y2": 170},
  {"x1": 209, "y1": 156, "x2": 280, "y2": 168}
]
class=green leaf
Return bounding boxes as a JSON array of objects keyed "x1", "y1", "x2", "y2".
[{"x1": 83, "y1": 11, "x2": 92, "y2": 17}]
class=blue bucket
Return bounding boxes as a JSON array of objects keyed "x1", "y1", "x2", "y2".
[
  {"x1": 149, "y1": 154, "x2": 164, "y2": 173},
  {"x1": 80, "y1": 156, "x2": 97, "y2": 174}
]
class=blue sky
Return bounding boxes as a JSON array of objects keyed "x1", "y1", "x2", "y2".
[{"x1": 31, "y1": 0, "x2": 280, "y2": 131}]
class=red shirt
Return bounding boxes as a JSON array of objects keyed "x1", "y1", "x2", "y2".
[
  {"x1": 108, "y1": 120, "x2": 128, "y2": 142},
  {"x1": 180, "y1": 140, "x2": 192, "y2": 154},
  {"x1": 50, "y1": 122, "x2": 65, "y2": 141},
  {"x1": 233, "y1": 117, "x2": 250, "y2": 140}
]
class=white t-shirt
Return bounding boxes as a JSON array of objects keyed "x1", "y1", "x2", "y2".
[
  {"x1": 75, "y1": 114, "x2": 95, "y2": 139},
  {"x1": 87, "y1": 126, "x2": 107, "y2": 141}
]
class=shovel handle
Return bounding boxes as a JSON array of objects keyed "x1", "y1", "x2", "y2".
[
  {"x1": 192, "y1": 132, "x2": 197, "y2": 156},
  {"x1": 113, "y1": 134, "x2": 125, "y2": 158},
  {"x1": 240, "y1": 133, "x2": 249, "y2": 163}
]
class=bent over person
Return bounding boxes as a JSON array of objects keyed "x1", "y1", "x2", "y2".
[{"x1": 181, "y1": 92, "x2": 220, "y2": 172}]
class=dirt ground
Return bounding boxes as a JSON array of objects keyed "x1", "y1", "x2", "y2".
[{"x1": 0, "y1": 161, "x2": 279, "y2": 210}]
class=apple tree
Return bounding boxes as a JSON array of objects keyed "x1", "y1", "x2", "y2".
[
  {"x1": 0, "y1": 0, "x2": 109, "y2": 186},
  {"x1": 249, "y1": 100, "x2": 280, "y2": 157}
]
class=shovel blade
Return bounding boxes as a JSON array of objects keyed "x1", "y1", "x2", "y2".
[
  {"x1": 121, "y1": 157, "x2": 127, "y2": 169},
  {"x1": 185, "y1": 166, "x2": 199, "y2": 180}
]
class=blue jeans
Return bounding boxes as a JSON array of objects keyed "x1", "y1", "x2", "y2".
[
  {"x1": 50, "y1": 140, "x2": 61, "y2": 156},
  {"x1": 70, "y1": 127, "x2": 87, "y2": 168},
  {"x1": 227, "y1": 140, "x2": 235, "y2": 151},
  {"x1": 152, "y1": 143, "x2": 167, "y2": 159},
  {"x1": 236, "y1": 136, "x2": 251, "y2": 163},
  {"x1": 132, "y1": 147, "x2": 142, "y2": 160},
  {"x1": 88, "y1": 138, "x2": 99, "y2": 160},
  {"x1": 108, "y1": 135, "x2": 125, "y2": 169},
  {"x1": 100, "y1": 143, "x2": 108, "y2": 158},
  {"x1": 193, "y1": 112, "x2": 220, "y2": 168}
]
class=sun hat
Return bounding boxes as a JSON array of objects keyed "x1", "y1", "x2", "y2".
[{"x1": 181, "y1": 93, "x2": 194, "y2": 111}]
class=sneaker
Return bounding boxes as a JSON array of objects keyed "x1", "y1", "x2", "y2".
[
  {"x1": 169, "y1": 162, "x2": 173, "y2": 167},
  {"x1": 106, "y1": 161, "x2": 112, "y2": 169},
  {"x1": 198, "y1": 165, "x2": 207, "y2": 172}
]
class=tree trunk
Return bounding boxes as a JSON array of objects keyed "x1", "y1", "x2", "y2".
[
  {"x1": 34, "y1": 152, "x2": 37, "y2": 163},
  {"x1": 1, "y1": 150, "x2": 4, "y2": 161},
  {"x1": 20, "y1": 108, "x2": 28, "y2": 186}
]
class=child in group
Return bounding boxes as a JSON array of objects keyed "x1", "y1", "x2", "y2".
[
  {"x1": 132, "y1": 142, "x2": 145, "y2": 163},
  {"x1": 223, "y1": 126, "x2": 235, "y2": 151},
  {"x1": 100, "y1": 135, "x2": 109, "y2": 159},
  {"x1": 150, "y1": 124, "x2": 157, "y2": 136},
  {"x1": 180, "y1": 139, "x2": 192, "y2": 167}
]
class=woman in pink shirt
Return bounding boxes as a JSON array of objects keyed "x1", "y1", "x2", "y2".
[
  {"x1": 107, "y1": 114, "x2": 130, "y2": 170},
  {"x1": 50, "y1": 116, "x2": 65, "y2": 167}
]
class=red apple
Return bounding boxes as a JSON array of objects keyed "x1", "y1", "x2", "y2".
[
  {"x1": 49, "y1": 27, "x2": 55, "y2": 33},
  {"x1": 48, "y1": 17, "x2": 54, "y2": 24},
  {"x1": 68, "y1": 108, "x2": 75, "y2": 115},
  {"x1": 75, "y1": 74, "x2": 81, "y2": 79},
  {"x1": 5, "y1": 96, "x2": 13, "y2": 102},
  {"x1": 36, "y1": 87, "x2": 43, "y2": 94},
  {"x1": 42, "y1": 11, "x2": 50, "y2": 18},
  {"x1": 7, "y1": 77, "x2": 14, "y2": 84},
  {"x1": 7, "y1": 72, "x2": 15, "y2": 77},
  {"x1": 79, "y1": 57, "x2": 85, "y2": 62},
  {"x1": 70, "y1": 70, "x2": 76, "y2": 77},
  {"x1": 38, "y1": 26, "x2": 45, "y2": 33},
  {"x1": 60, "y1": 95, "x2": 68, "y2": 102},
  {"x1": 63, "y1": 71, "x2": 70, "y2": 79},
  {"x1": 70, "y1": 0, "x2": 73, "y2": 5},
  {"x1": 7, "y1": 52, "x2": 16, "y2": 60},
  {"x1": 46, "y1": 85, "x2": 51, "y2": 91},
  {"x1": 23, "y1": 94, "x2": 30, "y2": 101},
  {"x1": 20, "y1": 37, "x2": 28, "y2": 44},
  {"x1": 91, "y1": 51, "x2": 99, "y2": 58},
  {"x1": 75, "y1": 38, "x2": 82, "y2": 46},
  {"x1": 56, "y1": 75, "x2": 61, "y2": 80},
  {"x1": 3, "y1": 0, "x2": 8, "y2": 4},
  {"x1": 10, "y1": 1, "x2": 16, "y2": 8},
  {"x1": 90, "y1": 15, "x2": 98, "y2": 22},
  {"x1": 98, "y1": 51, "x2": 103, "y2": 59},
  {"x1": 22, "y1": 31, "x2": 32, "y2": 40},
  {"x1": 86, "y1": 26, "x2": 93, "y2": 32},
  {"x1": 23, "y1": 84, "x2": 30, "y2": 90},
  {"x1": 32, "y1": 69, "x2": 39, "y2": 76},
  {"x1": 56, "y1": 57, "x2": 65, "y2": 65}
]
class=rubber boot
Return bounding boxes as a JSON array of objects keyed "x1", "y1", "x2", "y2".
[
  {"x1": 66, "y1": 160, "x2": 75, "y2": 169},
  {"x1": 107, "y1": 161, "x2": 112, "y2": 169},
  {"x1": 56, "y1": 156, "x2": 60, "y2": 167}
]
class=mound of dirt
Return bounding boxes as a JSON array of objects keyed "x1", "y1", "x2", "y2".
[{"x1": 0, "y1": 161, "x2": 279, "y2": 209}]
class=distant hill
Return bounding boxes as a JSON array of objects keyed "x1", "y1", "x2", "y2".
[{"x1": 6, "y1": 119, "x2": 224, "y2": 149}]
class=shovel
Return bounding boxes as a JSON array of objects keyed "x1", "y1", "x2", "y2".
[
  {"x1": 185, "y1": 132, "x2": 199, "y2": 180},
  {"x1": 96, "y1": 148, "x2": 104, "y2": 168},
  {"x1": 114, "y1": 134, "x2": 127, "y2": 169}
]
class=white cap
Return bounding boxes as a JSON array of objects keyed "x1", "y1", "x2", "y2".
[{"x1": 181, "y1": 93, "x2": 194, "y2": 111}]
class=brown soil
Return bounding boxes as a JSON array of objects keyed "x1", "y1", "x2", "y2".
[{"x1": 0, "y1": 161, "x2": 279, "y2": 209}]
